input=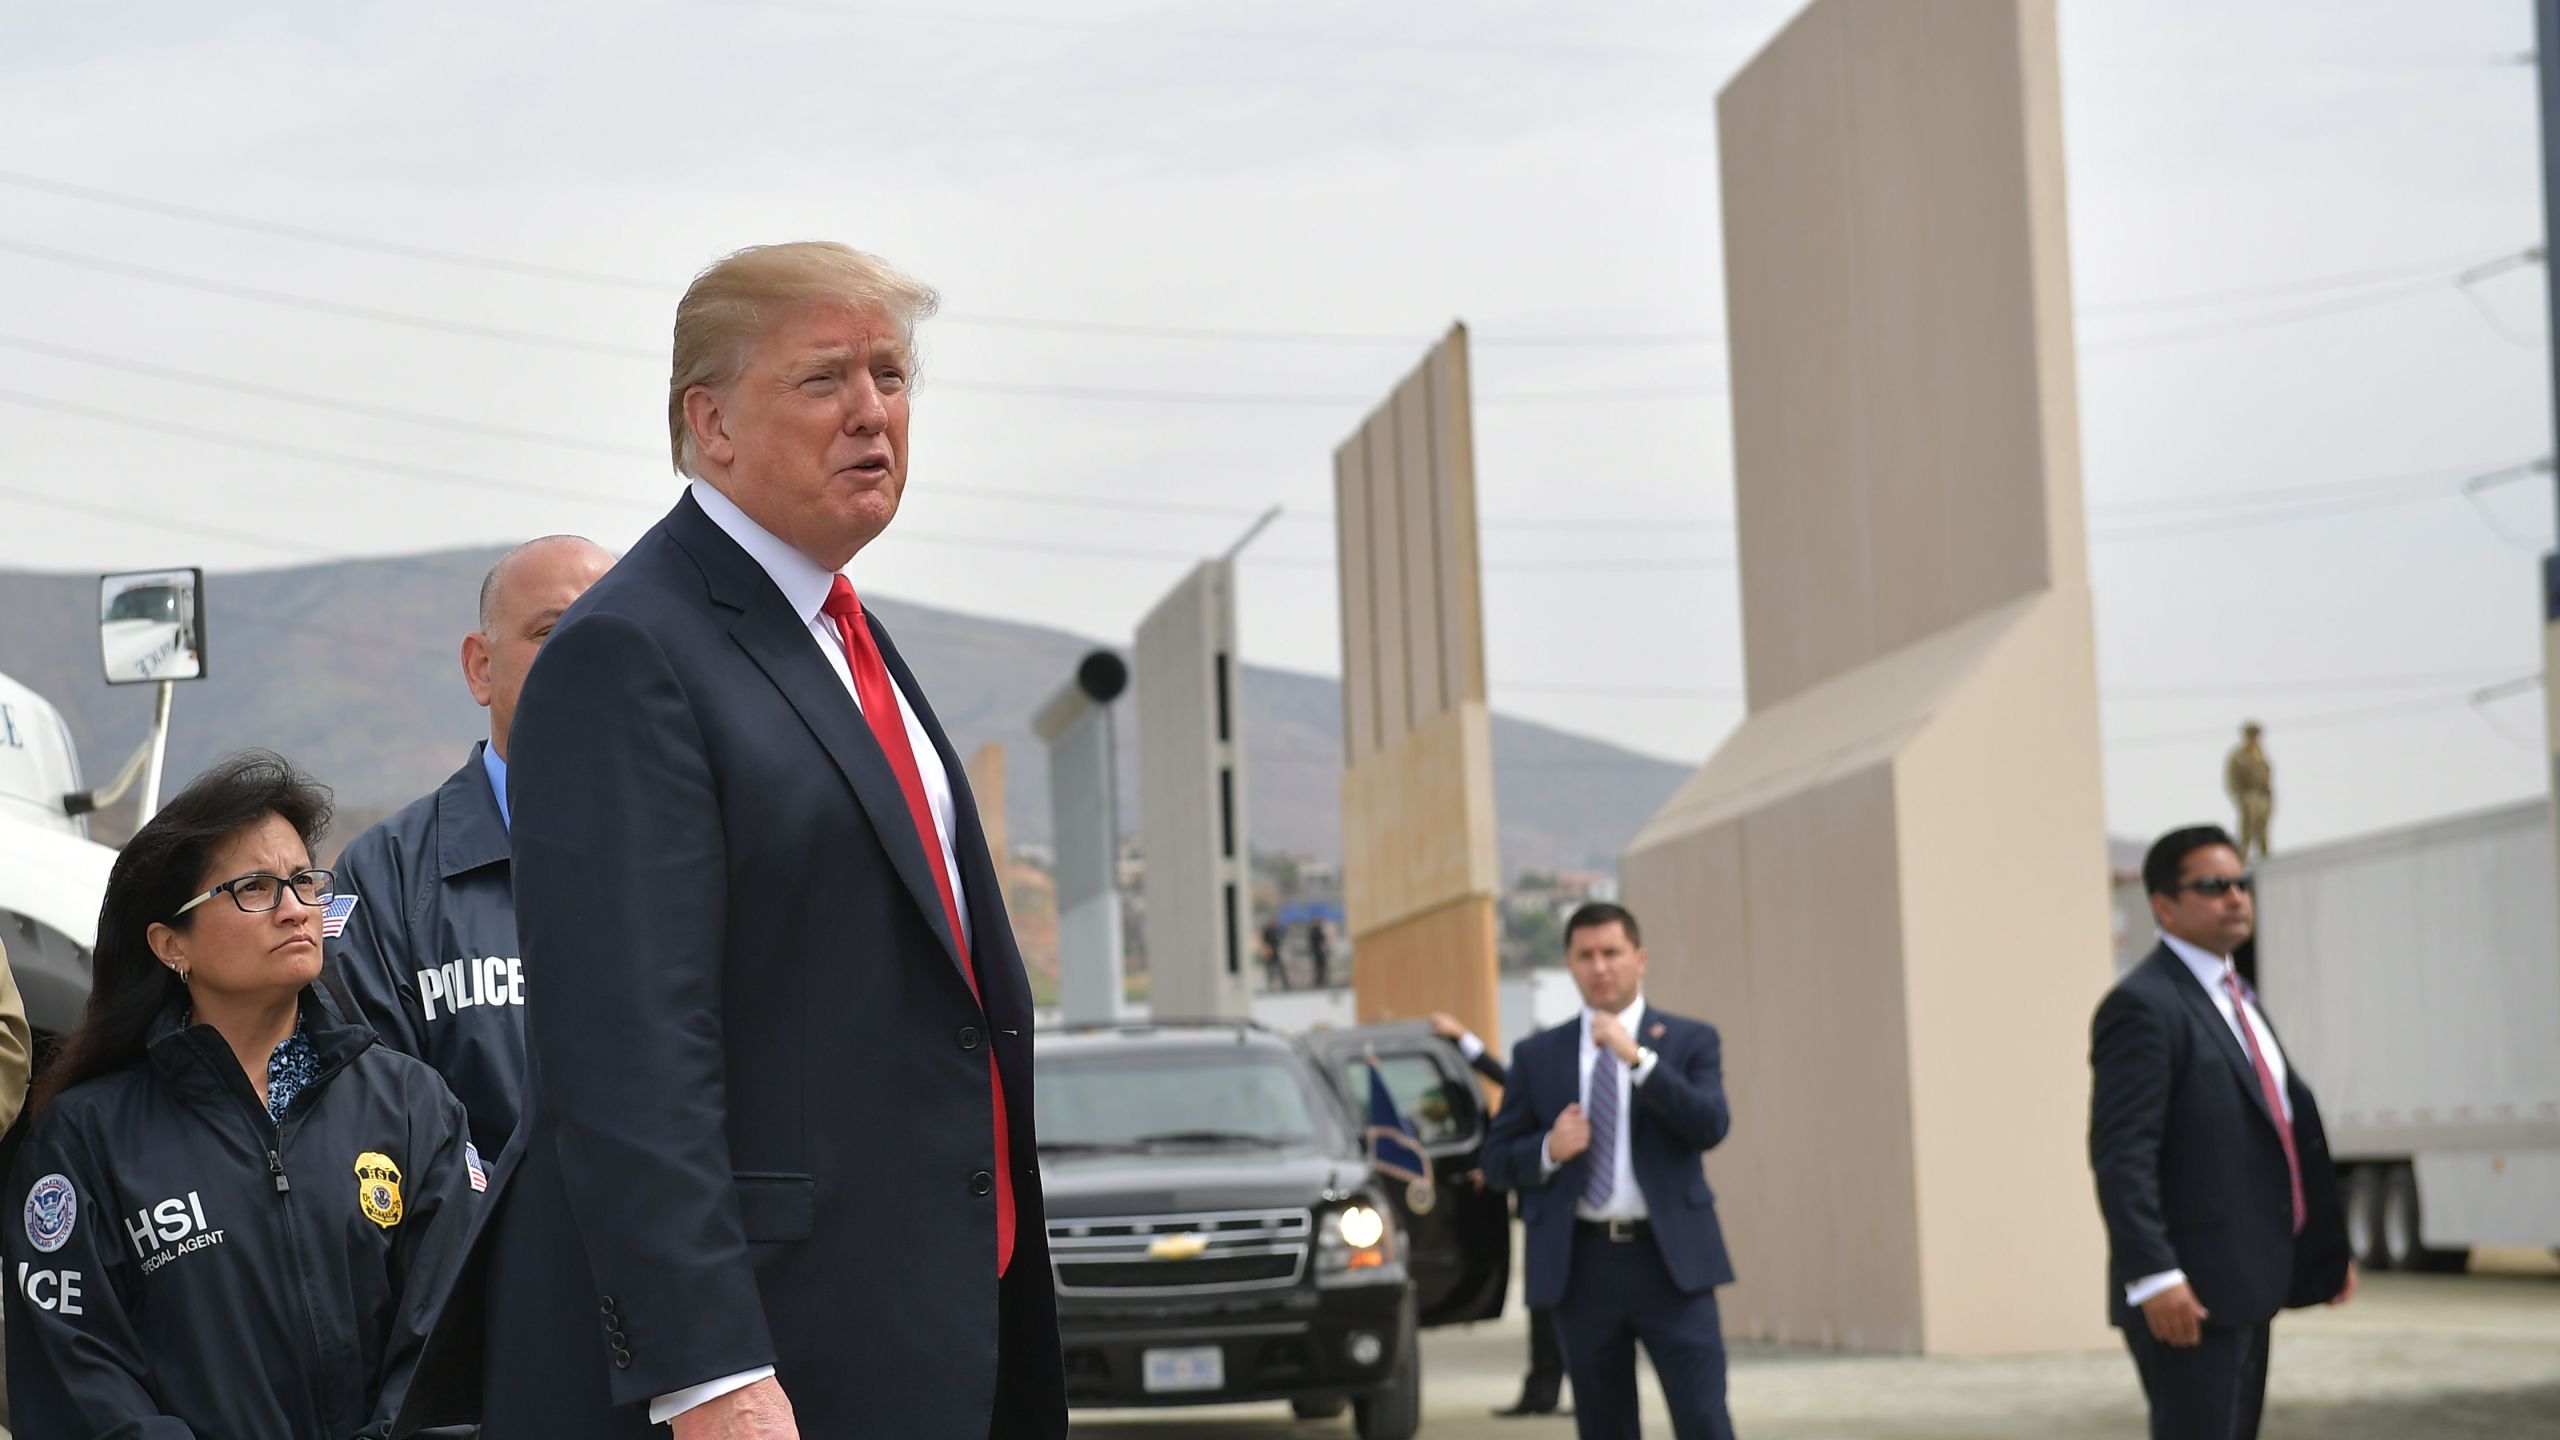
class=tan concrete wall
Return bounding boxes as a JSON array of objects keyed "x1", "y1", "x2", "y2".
[
  {"x1": 966, "y1": 742, "x2": 1007, "y2": 872},
  {"x1": 1333, "y1": 327, "x2": 1499, "y2": 1043},
  {"x1": 1717, "y1": 0, "x2": 2087, "y2": 714},
  {"x1": 1334, "y1": 326, "x2": 1488, "y2": 762},
  {"x1": 1348, "y1": 895, "x2": 1500, "y2": 1035},
  {"x1": 1631, "y1": 768, "x2": 1928, "y2": 1352},
  {"x1": 1894, "y1": 588, "x2": 2113, "y2": 1353},
  {"x1": 1339, "y1": 702, "x2": 1499, "y2": 935},
  {"x1": 1623, "y1": 0, "x2": 2111, "y2": 1356}
]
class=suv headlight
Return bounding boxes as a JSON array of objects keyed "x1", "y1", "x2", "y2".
[{"x1": 1316, "y1": 1198, "x2": 1396, "y2": 1275}]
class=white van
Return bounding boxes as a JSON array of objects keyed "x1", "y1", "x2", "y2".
[{"x1": 0, "y1": 668, "x2": 118, "y2": 1035}]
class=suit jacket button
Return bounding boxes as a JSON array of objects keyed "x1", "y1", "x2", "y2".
[
  {"x1": 958, "y1": 1026, "x2": 981, "y2": 1050},
  {"x1": 971, "y1": 1170, "x2": 993, "y2": 1195}
]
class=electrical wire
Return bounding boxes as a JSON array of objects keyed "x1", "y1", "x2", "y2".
[
  {"x1": 2107, "y1": 684, "x2": 2531, "y2": 748},
  {"x1": 0, "y1": 171, "x2": 2530, "y2": 357}
]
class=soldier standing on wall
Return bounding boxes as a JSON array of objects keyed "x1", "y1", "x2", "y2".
[{"x1": 2225, "y1": 722, "x2": 2273, "y2": 862}]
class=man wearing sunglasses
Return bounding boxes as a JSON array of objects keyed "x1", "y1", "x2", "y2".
[{"x1": 2089, "y1": 825, "x2": 2355, "y2": 1440}]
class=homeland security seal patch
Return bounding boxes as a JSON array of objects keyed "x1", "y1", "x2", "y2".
[
  {"x1": 354, "y1": 1152, "x2": 403, "y2": 1229},
  {"x1": 24, "y1": 1173, "x2": 77, "y2": 1253}
]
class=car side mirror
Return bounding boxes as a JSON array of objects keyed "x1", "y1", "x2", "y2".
[{"x1": 99, "y1": 568, "x2": 207, "y2": 685}]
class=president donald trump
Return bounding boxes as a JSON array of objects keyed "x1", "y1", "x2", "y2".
[{"x1": 476, "y1": 243, "x2": 1065, "y2": 1438}]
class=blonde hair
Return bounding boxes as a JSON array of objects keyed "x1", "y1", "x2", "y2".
[{"x1": 665, "y1": 242, "x2": 941, "y2": 478}]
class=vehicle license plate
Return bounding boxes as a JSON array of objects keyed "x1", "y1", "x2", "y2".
[{"x1": 1142, "y1": 1345, "x2": 1225, "y2": 1393}]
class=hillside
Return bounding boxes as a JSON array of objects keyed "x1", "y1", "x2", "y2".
[{"x1": 0, "y1": 549, "x2": 1688, "y2": 874}]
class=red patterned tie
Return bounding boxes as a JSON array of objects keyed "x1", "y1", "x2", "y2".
[
  {"x1": 822, "y1": 576, "x2": 1015, "y2": 1274},
  {"x1": 2224, "y1": 968, "x2": 2306, "y2": 1233}
]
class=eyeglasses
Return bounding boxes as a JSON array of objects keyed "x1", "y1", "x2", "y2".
[
  {"x1": 2176, "y1": 873, "x2": 2254, "y2": 898},
  {"x1": 171, "y1": 868, "x2": 335, "y2": 920}
]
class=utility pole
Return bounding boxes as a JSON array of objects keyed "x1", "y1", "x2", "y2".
[
  {"x1": 2537, "y1": 0, "x2": 2560, "y2": 876},
  {"x1": 2541, "y1": 1, "x2": 2560, "y2": 533}
]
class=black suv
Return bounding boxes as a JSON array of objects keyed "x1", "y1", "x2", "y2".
[{"x1": 1034, "y1": 1020, "x2": 1510, "y2": 1437}]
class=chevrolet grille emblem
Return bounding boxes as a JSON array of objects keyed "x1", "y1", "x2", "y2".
[{"x1": 1147, "y1": 1233, "x2": 1209, "y2": 1261}]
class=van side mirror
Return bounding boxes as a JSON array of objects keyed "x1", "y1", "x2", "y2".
[{"x1": 98, "y1": 568, "x2": 207, "y2": 685}]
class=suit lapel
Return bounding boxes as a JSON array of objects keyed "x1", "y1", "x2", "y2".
[
  {"x1": 668, "y1": 496, "x2": 968, "y2": 984},
  {"x1": 2153, "y1": 946, "x2": 2281, "y2": 1136},
  {"x1": 1628, "y1": 1006, "x2": 1676, "y2": 1143},
  {"x1": 1545, "y1": 1023, "x2": 1589, "y2": 1191},
  {"x1": 868, "y1": 611, "x2": 1005, "y2": 997}
]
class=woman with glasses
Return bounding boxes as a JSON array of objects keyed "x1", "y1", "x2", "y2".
[{"x1": 4, "y1": 750, "x2": 479, "y2": 1439}]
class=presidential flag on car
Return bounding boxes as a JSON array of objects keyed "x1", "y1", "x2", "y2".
[
  {"x1": 1364, "y1": 1057, "x2": 1436, "y2": 1216},
  {"x1": 320, "y1": 893, "x2": 359, "y2": 939}
]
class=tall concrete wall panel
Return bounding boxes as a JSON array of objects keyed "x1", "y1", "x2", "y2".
[
  {"x1": 1623, "y1": 0, "x2": 2112, "y2": 1356},
  {"x1": 1037, "y1": 661, "x2": 1127, "y2": 1026},
  {"x1": 1335, "y1": 326, "x2": 1499, "y2": 1036},
  {"x1": 1136, "y1": 560, "x2": 1252, "y2": 1020}
]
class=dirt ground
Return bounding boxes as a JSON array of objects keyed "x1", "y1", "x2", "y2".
[{"x1": 1071, "y1": 1250, "x2": 2560, "y2": 1439}]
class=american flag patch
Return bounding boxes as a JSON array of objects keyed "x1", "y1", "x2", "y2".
[
  {"x1": 465, "y1": 1143, "x2": 488, "y2": 1193},
  {"x1": 320, "y1": 893, "x2": 359, "y2": 939}
]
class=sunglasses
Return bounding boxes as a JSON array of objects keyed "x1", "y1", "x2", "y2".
[{"x1": 2175, "y1": 873, "x2": 2254, "y2": 898}]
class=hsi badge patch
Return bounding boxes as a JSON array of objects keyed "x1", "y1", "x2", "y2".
[
  {"x1": 354, "y1": 1152, "x2": 403, "y2": 1229},
  {"x1": 23, "y1": 1174, "x2": 76, "y2": 1253}
]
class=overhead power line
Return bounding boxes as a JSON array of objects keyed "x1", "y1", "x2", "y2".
[
  {"x1": 1495, "y1": 666, "x2": 2523, "y2": 704},
  {"x1": 6, "y1": 331, "x2": 2528, "y2": 540},
  {"x1": 688, "y1": 0, "x2": 1712, "y2": 62},
  {"x1": 0, "y1": 479, "x2": 337, "y2": 560},
  {"x1": 2, "y1": 369, "x2": 2536, "y2": 565},
  {"x1": 0, "y1": 332, "x2": 663, "y2": 459},
  {"x1": 0, "y1": 238, "x2": 661, "y2": 359},
  {"x1": 2109, "y1": 678, "x2": 2539, "y2": 749},
  {"x1": 2093, "y1": 458, "x2": 2546, "y2": 543},
  {"x1": 0, "y1": 240, "x2": 1725, "y2": 407},
  {"x1": 0, "y1": 332, "x2": 1726, "y2": 529},
  {"x1": 0, "y1": 170, "x2": 2532, "y2": 357},
  {"x1": 2075, "y1": 246, "x2": 2521, "y2": 319},
  {"x1": 0, "y1": 388, "x2": 1743, "y2": 576},
  {"x1": 2081, "y1": 273, "x2": 2456, "y2": 355},
  {"x1": 0, "y1": 170, "x2": 1719, "y2": 351}
]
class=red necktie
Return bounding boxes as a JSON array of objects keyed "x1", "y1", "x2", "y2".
[
  {"x1": 823, "y1": 577, "x2": 1015, "y2": 1274},
  {"x1": 2224, "y1": 969, "x2": 2306, "y2": 1233}
]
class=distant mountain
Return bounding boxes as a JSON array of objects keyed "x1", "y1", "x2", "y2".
[{"x1": 0, "y1": 549, "x2": 1688, "y2": 875}]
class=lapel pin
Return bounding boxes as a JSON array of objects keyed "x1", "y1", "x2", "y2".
[{"x1": 1648, "y1": 1022, "x2": 1666, "y2": 1040}]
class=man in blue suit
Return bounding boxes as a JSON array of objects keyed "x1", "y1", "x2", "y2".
[
  {"x1": 1483, "y1": 902, "x2": 1736, "y2": 1440},
  {"x1": 407, "y1": 242, "x2": 1065, "y2": 1440}
]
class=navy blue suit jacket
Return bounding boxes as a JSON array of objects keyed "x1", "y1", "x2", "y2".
[
  {"x1": 1481, "y1": 1006, "x2": 1735, "y2": 1309},
  {"x1": 2090, "y1": 945, "x2": 2350, "y2": 1330},
  {"x1": 407, "y1": 492, "x2": 1065, "y2": 1439}
]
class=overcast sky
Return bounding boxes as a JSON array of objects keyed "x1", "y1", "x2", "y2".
[{"x1": 1, "y1": 0, "x2": 2550, "y2": 851}]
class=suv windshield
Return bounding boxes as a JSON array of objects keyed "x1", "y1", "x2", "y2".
[{"x1": 1036, "y1": 1045, "x2": 1351, "y2": 1155}]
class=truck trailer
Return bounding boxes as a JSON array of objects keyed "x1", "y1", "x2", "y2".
[{"x1": 2249, "y1": 800, "x2": 2560, "y2": 1272}]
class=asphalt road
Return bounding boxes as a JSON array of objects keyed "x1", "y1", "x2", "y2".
[{"x1": 1070, "y1": 1252, "x2": 2560, "y2": 1439}]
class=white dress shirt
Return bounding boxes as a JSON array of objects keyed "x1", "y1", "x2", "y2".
[
  {"x1": 652, "y1": 481, "x2": 973, "y2": 1424},
  {"x1": 690, "y1": 480, "x2": 967, "y2": 940},
  {"x1": 1539, "y1": 997, "x2": 1663, "y2": 1222},
  {"x1": 2124, "y1": 934, "x2": 2296, "y2": 1308}
]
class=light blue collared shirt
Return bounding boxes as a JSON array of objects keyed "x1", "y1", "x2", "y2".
[{"x1": 480, "y1": 741, "x2": 510, "y2": 831}]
